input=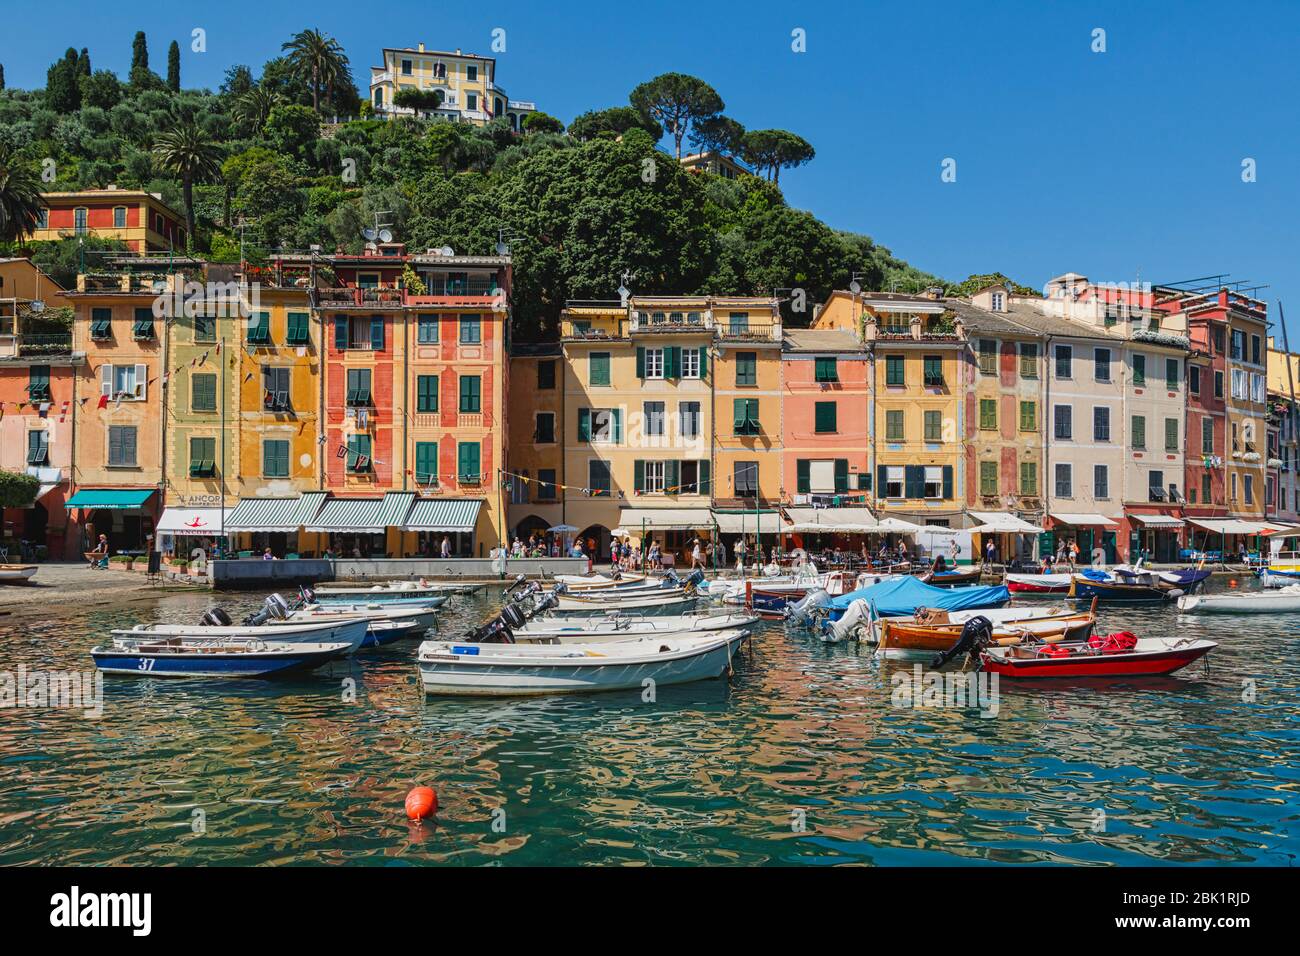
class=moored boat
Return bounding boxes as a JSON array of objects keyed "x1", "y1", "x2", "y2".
[
  {"x1": 1005, "y1": 572, "x2": 1075, "y2": 594},
  {"x1": 312, "y1": 581, "x2": 455, "y2": 604},
  {"x1": 876, "y1": 609, "x2": 1096, "y2": 659},
  {"x1": 552, "y1": 573, "x2": 648, "y2": 591},
  {"x1": 416, "y1": 630, "x2": 748, "y2": 696},
  {"x1": 918, "y1": 567, "x2": 983, "y2": 587},
  {"x1": 0, "y1": 564, "x2": 38, "y2": 583},
  {"x1": 512, "y1": 611, "x2": 759, "y2": 643},
  {"x1": 92, "y1": 637, "x2": 352, "y2": 678},
  {"x1": 1177, "y1": 584, "x2": 1300, "y2": 614},
  {"x1": 979, "y1": 634, "x2": 1216, "y2": 678},
  {"x1": 1067, "y1": 573, "x2": 1170, "y2": 603},
  {"x1": 116, "y1": 616, "x2": 372, "y2": 655}
]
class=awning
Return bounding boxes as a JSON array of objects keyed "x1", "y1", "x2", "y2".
[
  {"x1": 619, "y1": 507, "x2": 713, "y2": 531},
  {"x1": 966, "y1": 511, "x2": 1045, "y2": 534},
  {"x1": 782, "y1": 507, "x2": 877, "y2": 532},
  {"x1": 711, "y1": 510, "x2": 782, "y2": 534},
  {"x1": 1131, "y1": 514, "x2": 1185, "y2": 528},
  {"x1": 65, "y1": 488, "x2": 155, "y2": 510},
  {"x1": 224, "y1": 492, "x2": 326, "y2": 532},
  {"x1": 872, "y1": 516, "x2": 928, "y2": 534},
  {"x1": 403, "y1": 498, "x2": 483, "y2": 532},
  {"x1": 307, "y1": 497, "x2": 387, "y2": 533},
  {"x1": 376, "y1": 491, "x2": 416, "y2": 527},
  {"x1": 157, "y1": 507, "x2": 229, "y2": 534},
  {"x1": 1187, "y1": 518, "x2": 1277, "y2": 535},
  {"x1": 1050, "y1": 512, "x2": 1119, "y2": 527}
]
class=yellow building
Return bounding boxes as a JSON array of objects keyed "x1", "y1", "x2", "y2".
[
  {"x1": 369, "y1": 43, "x2": 538, "y2": 131},
  {"x1": 33, "y1": 188, "x2": 188, "y2": 252},
  {"x1": 816, "y1": 290, "x2": 966, "y2": 524},
  {"x1": 506, "y1": 343, "x2": 564, "y2": 542}
]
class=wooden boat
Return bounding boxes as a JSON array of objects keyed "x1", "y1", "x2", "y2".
[
  {"x1": 0, "y1": 564, "x2": 38, "y2": 583},
  {"x1": 553, "y1": 573, "x2": 647, "y2": 591},
  {"x1": 512, "y1": 611, "x2": 759, "y2": 644},
  {"x1": 980, "y1": 635, "x2": 1216, "y2": 678},
  {"x1": 117, "y1": 617, "x2": 371, "y2": 655},
  {"x1": 1005, "y1": 572, "x2": 1075, "y2": 594},
  {"x1": 92, "y1": 637, "x2": 353, "y2": 678},
  {"x1": 919, "y1": 567, "x2": 984, "y2": 587},
  {"x1": 416, "y1": 630, "x2": 748, "y2": 696},
  {"x1": 876, "y1": 610, "x2": 1096, "y2": 659},
  {"x1": 1067, "y1": 574, "x2": 1170, "y2": 603},
  {"x1": 1177, "y1": 585, "x2": 1300, "y2": 614}
]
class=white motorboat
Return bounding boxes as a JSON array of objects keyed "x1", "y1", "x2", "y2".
[
  {"x1": 416, "y1": 630, "x2": 749, "y2": 696},
  {"x1": 1177, "y1": 585, "x2": 1300, "y2": 614},
  {"x1": 512, "y1": 611, "x2": 760, "y2": 644},
  {"x1": 288, "y1": 602, "x2": 439, "y2": 634},
  {"x1": 552, "y1": 573, "x2": 648, "y2": 590},
  {"x1": 113, "y1": 617, "x2": 371, "y2": 655},
  {"x1": 550, "y1": 590, "x2": 702, "y2": 615},
  {"x1": 1005, "y1": 572, "x2": 1076, "y2": 594},
  {"x1": 312, "y1": 581, "x2": 456, "y2": 604},
  {"x1": 0, "y1": 564, "x2": 38, "y2": 583}
]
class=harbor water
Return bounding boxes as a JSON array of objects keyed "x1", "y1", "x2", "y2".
[{"x1": 0, "y1": 577, "x2": 1296, "y2": 865}]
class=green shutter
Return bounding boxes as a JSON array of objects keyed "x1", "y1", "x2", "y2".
[
  {"x1": 666, "y1": 346, "x2": 680, "y2": 379},
  {"x1": 905, "y1": 465, "x2": 924, "y2": 499},
  {"x1": 834, "y1": 458, "x2": 849, "y2": 493},
  {"x1": 815, "y1": 401, "x2": 836, "y2": 433},
  {"x1": 418, "y1": 375, "x2": 438, "y2": 412},
  {"x1": 699, "y1": 347, "x2": 709, "y2": 381},
  {"x1": 634, "y1": 459, "x2": 645, "y2": 493},
  {"x1": 611, "y1": 407, "x2": 623, "y2": 444},
  {"x1": 457, "y1": 442, "x2": 480, "y2": 481},
  {"x1": 942, "y1": 465, "x2": 954, "y2": 500},
  {"x1": 796, "y1": 459, "x2": 811, "y2": 493},
  {"x1": 635, "y1": 346, "x2": 645, "y2": 379},
  {"x1": 699, "y1": 460, "x2": 711, "y2": 495},
  {"x1": 370, "y1": 316, "x2": 385, "y2": 351},
  {"x1": 334, "y1": 316, "x2": 348, "y2": 350},
  {"x1": 980, "y1": 398, "x2": 997, "y2": 430},
  {"x1": 590, "y1": 352, "x2": 610, "y2": 386},
  {"x1": 666, "y1": 459, "x2": 679, "y2": 494},
  {"x1": 415, "y1": 441, "x2": 438, "y2": 482},
  {"x1": 578, "y1": 408, "x2": 591, "y2": 441},
  {"x1": 286, "y1": 312, "x2": 310, "y2": 344}
]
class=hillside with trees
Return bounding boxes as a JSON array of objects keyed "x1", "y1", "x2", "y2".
[{"x1": 0, "y1": 29, "x2": 951, "y2": 337}]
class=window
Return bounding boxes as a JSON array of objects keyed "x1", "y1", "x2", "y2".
[
  {"x1": 1019, "y1": 401, "x2": 1037, "y2": 432},
  {"x1": 414, "y1": 442, "x2": 438, "y2": 484},
  {"x1": 1244, "y1": 474, "x2": 1254, "y2": 505},
  {"x1": 885, "y1": 410, "x2": 904, "y2": 441},
  {"x1": 1202, "y1": 415, "x2": 1214, "y2": 454},
  {"x1": 814, "y1": 401, "x2": 837, "y2": 433},
  {"x1": 1054, "y1": 462, "x2": 1072, "y2": 498},
  {"x1": 1018, "y1": 343, "x2": 1038, "y2": 379},
  {"x1": 923, "y1": 410, "x2": 942, "y2": 441},
  {"x1": 979, "y1": 398, "x2": 997, "y2": 431},
  {"x1": 1231, "y1": 329, "x2": 1245, "y2": 360},
  {"x1": 1147, "y1": 470, "x2": 1166, "y2": 501},
  {"x1": 457, "y1": 442, "x2": 481, "y2": 482},
  {"x1": 26, "y1": 365, "x2": 51, "y2": 403},
  {"x1": 728, "y1": 312, "x2": 749, "y2": 335},
  {"x1": 90, "y1": 308, "x2": 112, "y2": 339},
  {"x1": 191, "y1": 372, "x2": 216, "y2": 412},
  {"x1": 1165, "y1": 417, "x2": 1179, "y2": 452},
  {"x1": 1054, "y1": 404, "x2": 1072, "y2": 440},
  {"x1": 132, "y1": 308, "x2": 154, "y2": 340},
  {"x1": 37, "y1": 208, "x2": 48, "y2": 229},
  {"x1": 246, "y1": 311, "x2": 271, "y2": 344},
  {"x1": 1054, "y1": 344, "x2": 1072, "y2": 379},
  {"x1": 112, "y1": 206, "x2": 126, "y2": 228},
  {"x1": 1094, "y1": 348, "x2": 1111, "y2": 382},
  {"x1": 1094, "y1": 406, "x2": 1110, "y2": 442},
  {"x1": 1251, "y1": 334, "x2": 1261, "y2": 365},
  {"x1": 644, "y1": 401, "x2": 665, "y2": 437},
  {"x1": 681, "y1": 347, "x2": 701, "y2": 379},
  {"x1": 1190, "y1": 365, "x2": 1201, "y2": 394},
  {"x1": 535, "y1": 412, "x2": 555, "y2": 444},
  {"x1": 1020, "y1": 461, "x2": 1038, "y2": 496},
  {"x1": 1166, "y1": 358, "x2": 1180, "y2": 390},
  {"x1": 401, "y1": 58, "x2": 412, "y2": 75},
  {"x1": 1212, "y1": 326, "x2": 1225, "y2": 354},
  {"x1": 107, "y1": 429, "x2": 137, "y2": 468},
  {"x1": 733, "y1": 398, "x2": 760, "y2": 436},
  {"x1": 923, "y1": 355, "x2": 944, "y2": 387},
  {"x1": 734, "y1": 461, "x2": 759, "y2": 497},
  {"x1": 1214, "y1": 370, "x2": 1224, "y2": 398},
  {"x1": 679, "y1": 402, "x2": 700, "y2": 439},
  {"x1": 459, "y1": 314, "x2": 481, "y2": 344},
  {"x1": 1132, "y1": 354, "x2": 1145, "y2": 386},
  {"x1": 589, "y1": 352, "x2": 611, "y2": 387},
  {"x1": 644, "y1": 348, "x2": 664, "y2": 379},
  {"x1": 189, "y1": 437, "x2": 216, "y2": 478},
  {"x1": 537, "y1": 469, "x2": 557, "y2": 501},
  {"x1": 74, "y1": 207, "x2": 87, "y2": 234},
  {"x1": 1094, "y1": 464, "x2": 1109, "y2": 499},
  {"x1": 885, "y1": 465, "x2": 904, "y2": 498},
  {"x1": 979, "y1": 460, "x2": 998, "y2": 496},
  {"x1": 415, "y1": 314, "x2": 439, "y2": 345},
  {"x1": 263, "y1": 439, "x2": 289, "y2": 478},
  {"x1": 588, "y1": 459, "x2": 611, "y2": 495},
  {"x1": 876, "y1": 355, "x2": 902, "y2": 390},
  {"x1": 417, "y1": 375, "x2": 439, "y2": 413},
  {"x1": 978, "y1": 340, "x2": 997, "y2": 375},
  {"x1": 262, "y1": 367, "x2": 290, "y2": 410},
  {"x1": 459, "y1": 375, "x2": 481, "y2": 413},
  {"x1": 991, "y1": 291, "x2": 1004, "y2": 311},
  {"x1": 1250, "y1": 372, "x2": 1266, "y2": 403},
  {"x1": 579, "y1": 408, "x2": 621, "y2": 444},
  {"x1": 537, "y1": 359, "x2": 555, "y2": 389},
  {"x1": 815, "y1": 357, "x2": 838, "y2": 382},
  {"x1": 679, "y1": 460, "x2": 708, "y2": 495},
  {"x1": 736, "y1": 352, "x2": 757, "y2": 387},
  {"x1": 467, "y1": 92, "x2": 478, "y2": 112},
  {"x1": 1132, "y1": 415, "x2": 1146, "y2": 450},
  {"x1": 1231, "y1": 368, "x2": 1247, "y2": 400},
  {"x1": 346, "y1": 368, "x2": 372, "y2": 406},
  {"x1": 346, "y1": 434, "x2": 372, "y2": 473},
  {"x1": 26, "y1": 430, "x2": 48, "y2": 465},
  {"x1": 467, "y1": 65, "x2": 478, "y2": 81},
  {"x1": 923, "y1": 465, "x2": 944, "y2": 499},
  {"x1": 636, "y1": 460, "x2": 665, "y2": 494},
  {"x1": 100, "y1": 363, "x2": 147, "y2": 401}
]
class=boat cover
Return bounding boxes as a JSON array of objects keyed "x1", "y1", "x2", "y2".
[{"x1": 828, "y1": 575, "x2": 1008, "y2": 616}]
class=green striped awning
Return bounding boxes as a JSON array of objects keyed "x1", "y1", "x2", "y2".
[
  {"x1": 65, "y1": 488, "x2": 155, "y2": 510},
  {"x1": 225, "y1": 492, "x2": 326, "y2": 532},
  {"x1": 403, "y1": 498, "x2": 483, "y2": 532},
  {"x1": 306, "y1": 497, "x2": 387, "y2": 533},
  {"x1": 376, "y1": 491, "x2": 415, "y2": 528}
]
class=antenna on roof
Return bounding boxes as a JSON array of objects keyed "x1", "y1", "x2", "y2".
[
  {"x1": 378, "y1": 229, "x2": 393, "y2": 243},
  {"x1": 362, "y1": 227, "x2": 377, "y2": 241}
]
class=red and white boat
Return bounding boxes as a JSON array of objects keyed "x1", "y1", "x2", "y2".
[
  {"x1": 1004, "y1": 572, "x2": 1075, "y2": 594},
  {"x1": 980, "y1": 632, "x2": 1216, "y2": 678}
]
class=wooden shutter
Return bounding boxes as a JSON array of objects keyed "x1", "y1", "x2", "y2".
[
  {"x1": 665, "y1": 459, "x2": 679, "y2": 494},
  {"x1": 699, "y1": 347, "x2": 708, "y2": 381},
  {"x1": 611, "y1": 407, "x2": 623, "y2": 444},
  {"x1": 100, "y1": 364, "x2": 112, "y2": 396},
  {"x1": 108, "y1": 427, "x2": 122, "y2": 465},
  {"x1": 577, "y1": 408, "x2": 591, "y2": 441},
  {"x1": 634, "y1": 459, "x2": 645, "y2": 493},
  {"x1": 334, "y1": 316, "x2": 348, "y2": 351},
  {"x1": 123, "y1": 427, "x2": 137, "y2": 465},
  {"x1": 835, "y1": 458, "x2": 849, "y2": 493},
  {"x1": 796, "y1": 459, "x2": 810, "y2": 493},
  {"x1": 942, "y1": 465, "x2": 954, "y2": 500},
  {"x1": 905, "y1": 465, "x2": 923, "y2": 499},
  {"x1": 370, "y1": 316, "x2": 385, "y2": 351},
  {"x1": 877, "y1": 465, "x2": 887, "y2": 494},
  {"x1": 635, "y1": 347, "x2": 645, "y2": 379},
  {"x1": 134, "y1": 364, "x2": 147, "y2": 400},
  {"x1": 699, "y1": 460, "x2": 711, "y2": 494}
]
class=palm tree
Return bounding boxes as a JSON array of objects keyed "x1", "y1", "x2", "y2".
[
  {"x1": 152, "y1": 119, "x2": 222, "y2": 249},
  {"x1": 281, "y1": 29, "x2": 350, "y2": 113},
  {"x1": 0, "y1": 143, "x2": 43, "y2": 242},
  {"x1": 232, "y1": 86, "x2": 285, "y2": 135}
]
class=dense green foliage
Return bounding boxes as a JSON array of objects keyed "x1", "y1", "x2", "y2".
[
  {"x1": 0, "y1": 470, "x2": 40, "y2": 509},
  {"x1": 0, "y1": 37, "x2": 957, "y2": 337}
]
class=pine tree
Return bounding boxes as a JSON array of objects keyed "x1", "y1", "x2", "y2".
[
  {"x1": 45, "y1": 49, "x2": 81, "y2": 112},
  {"x1": 167, "y1": 40, "x2": 180, "y2": 91}
]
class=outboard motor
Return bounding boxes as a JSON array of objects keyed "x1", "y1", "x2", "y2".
[
  {"x1": 660, "y1": 569, "x2": 681, "y2": 589},
  {"x1": 299, "y1": 585, "x2": 316, "y2": 605},
  {"x1": 463, "y1": 612, "x2": 516, "y2": 644},
  {"x1": 200, "y1": 607, "x2": 233, "y2": 627},
  {"x1": 265, "y1": 593, "x2": 291, "y2": 620},
  {"x1": 501, "y1": 604, "x2": 528, "y2": 630},
  {"x1": 931, "y1": 616, "x2": 994, "y2": 669},
  {"x1": 503, "y1": 573, "x2": 530, "y2": 598},
  {"x1": 682, "y1": 569, "x2": 706, "y2": 594}
]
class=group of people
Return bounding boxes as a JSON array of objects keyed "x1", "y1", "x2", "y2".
[{"x1": 509, "y1": 533, "x2": 563, "y2": 559}]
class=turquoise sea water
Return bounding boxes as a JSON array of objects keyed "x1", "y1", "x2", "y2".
[{"x1": 0, "y1": 579, "x2": 1296, "y2": 865}]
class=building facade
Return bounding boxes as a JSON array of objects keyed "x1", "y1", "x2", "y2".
[
  {"x1": 369, "y1": 43, "x2": 538, "y2": 130},
  {"x1": 33, "y1": 188, "x2": 187, "y2": 252},
  {"x1": 506, "y1": 342, "x2": 564, "y2": 542}
]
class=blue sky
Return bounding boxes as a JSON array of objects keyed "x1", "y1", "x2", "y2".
[{"x1": 4, "y1": 0, "x2": 1299, "y2": 338}]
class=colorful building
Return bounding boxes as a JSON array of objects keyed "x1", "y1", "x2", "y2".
[
  {"x1": 33, "y1": 187, "x2": 188, "y2": 252},
  {"x1": 506, "y1": 342, "x2": 564, "y2": 543},
  {"x1": 1266, "y1": 337, "x2": 1300, "y2": 524},
  {"x1": 781, "y1": 328, "x2": 870, "y2": 503},
  {"x1": 369, "y1": 43, "x2": 538, "y2": 130}
]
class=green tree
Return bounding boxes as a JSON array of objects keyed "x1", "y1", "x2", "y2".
[
  {"x1": 152, "y1": 117, "x2": 223, "y2": 247},
  {"x1": 167, "y1": 41, "x2": 181, "y2": 92},
  {"x1": 128, "y1": 31, "x2": 159, "y2": 88},
  {"x1": 567, "y1": 106, "x2": 662, "y2": 142},
  {"x1": 689, "y1": 115, "x2": 745, "y2": 156},
  {"x1": 944, "y1": 272, "x2": 1040, "y2": 298},
  {"x1": 264, "y1": 103, "x2": 319, "y2": 159},
  {"x1": 0, "y1": 64, "x2": 5, "y2": 91},
  {"x1": 45, "y1": 48, "x2": 81, "y2": 113},
  {"x1": 231, "y1": 86, "x2": 285, "y2": 136},
  {"x1": 79, "y1": 70, "x2": 122, "y2": 110},
  {"x1": 0, "y1": 142, "x2": 43, "y2": 241},
  {"x1": 0, "y1": 471, "x2": 40, "y2": 509},
  {"x1": 629, "y1": 73, "x2": 723, "y2": 158},
  {"x1": 281, "y1": 29, "x2": 350, "y2": 113},
  {"x1": 521, "y1": 111, "x2": 564, "y2": 135},
  {"x1": 740, "y1": 129, "x2": 815, "y2": 183},
  {"x1": 221, "y1": 65, "x2": 254, "y2": 99},
  {"x1": 393, "y1": 86, "x2": 444, "y2": 113}
]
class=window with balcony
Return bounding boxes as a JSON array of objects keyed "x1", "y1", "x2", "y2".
[
  {"x1": 189, "y1": 437, "x2": 216, "y2": 478},
  {"x1": 728, "y1": 312, "x2": 749, "y2": 336},
  {"x1": 263, "y1": 439, "x2": 289, "y2": 478},
  {"x1": 346, "y1": 368, "x2": 372, "y2": 406},
  {"x1": 417, "y1": 375, "x2": 438, "y2": 413}
]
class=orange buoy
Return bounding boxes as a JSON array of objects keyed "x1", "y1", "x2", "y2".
[
  {"x1": 405, "y1": 786, "x2": 437, "y2": 821},
  {"x1": 1229, "y1": 579, "x2": 1238, "y2": 588}
]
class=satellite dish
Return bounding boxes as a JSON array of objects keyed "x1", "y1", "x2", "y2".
[
  {"x1": 378, "y1": 229, "x2": 393, "y2": 243},
  {"x1": 362, "y1": 227, "x2": 377, "y2": 241},
  {"x1": 29, "y1": 300, "x2": 45, "y2": 313},
  {"x1": 849, "y1": 280, "x2": 861, "y2": 294},
  {"x1": 440, "y1": 245, "x2": 455, "y2": 257},
  {"x1": 495, "y1": 241, "x2": 509, "y2": 256}
]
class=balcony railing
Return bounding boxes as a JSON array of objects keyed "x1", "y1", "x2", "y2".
[
  {"x1": 630, "y1": 311, "x2": 714, "y2": 334},
  {"x1": 5, "y1": 333, "x2": 73, "y2": 357},
  {"x1": 314, "y1": 287, "x2": 407, "y2": 310},
  {"x1": 718, "y1": 322, "x2": 781, "y2": 342}
]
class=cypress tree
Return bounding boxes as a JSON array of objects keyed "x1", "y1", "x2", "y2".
[
  {"x1": 77, "y1": 47, "x2": 91, "y2": 77},
  {"x1": 131, "y1": 31, "x2": 148, "y2": 73},
  {"x1": 0, "y1": 64, "x2": 6, "y2": 91},
  {"x1": 167, "y1": 40, "x2": 180, "y2": 91}
]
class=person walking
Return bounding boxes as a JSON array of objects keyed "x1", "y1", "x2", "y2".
[
  {"x1": 691, "y1": 537, "x2": 704, "y2": 570},
  {"x1": 984, "y1": 539, "x2": 996, "y2": 567},
  {"x1": 440, "y1": 535, "x2": 452, "y2": 559}
]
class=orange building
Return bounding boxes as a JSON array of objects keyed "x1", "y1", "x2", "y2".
[{"x1": 33, "y1": 187, "x2": 188, "y2": 252}]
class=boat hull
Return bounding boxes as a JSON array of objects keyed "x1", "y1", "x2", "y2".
[
  {"x1": 877, "y1": 614, "x2": 1095, "y2": 659},
  {"x1": 92, "y1": 641, "x2": 350, "y2": 678},
  {"x1": 116, "y1": 618, "x2": 371, "y2": 655},
  {"x1": 980, "y1": 639, "x2": 1214, "y2": 678},
  {"x1": 1005, "y1": 573, "x2": 1073, "y2": 594},
  {"x1": 1067, "y1": 577, "x2": 1168, "y2": 603},
  {"x1": 0, "y1": 564, "x2": 38, "y2": 583},
  {"x1": 514, "y1": 612, "x2": 758, "y2": 642},
  {"x1": 1177, "y1": 590, "x2": 1300, "y2": 613},
  {"x1": 550, "y1": 592, "x2": 700, "y2": 615},
  {"x1": 314, "y1": 588, "x2": 450, "y2": 606}
]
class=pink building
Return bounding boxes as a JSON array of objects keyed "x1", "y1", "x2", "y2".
[{"x1": 781, "y1": 329, "x2": 871, "y2": 502}]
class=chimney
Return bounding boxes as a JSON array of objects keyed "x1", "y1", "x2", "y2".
[{"x1": 418, "y1": 42, "x2": 425, "y2": 52}]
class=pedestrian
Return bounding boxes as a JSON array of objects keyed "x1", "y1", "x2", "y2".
[
  {"x1": 691, "y1": 537, "x2": 704, "y2": 570},
  {"x1": 262, "y1": 547, "x2": 274, "y2": 561},
  {"x1": 440, "y1": 535, "x2": 452, "y2": 558},
  {"x1": 735, "y1": 536, "x2": 747, "y2": 574},
  {"x1": 985, "y1": 539, "x2": 996, "y2": 566}
]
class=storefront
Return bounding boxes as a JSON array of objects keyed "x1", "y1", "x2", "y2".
[
  {"x1": 64, "y1": 488, "x2": 158, "y2": 555},
  {"x1": 223, "y1": 492, "x2": 327, "y2": 557},
  {"x1": 712, "y1": 509, "x2": 782, "y2": 565},
  {"x1": 967, "y1": 510, "x2": 1045, "y2": 565},
  {"x1": 155, "y1": 504, "x2": 231, "y2": 561},
  {"x1": 402, "y1": 498, "x2": 483, "y2": 557},
  {"x1": 1127, "y1": 513, "x2": 1185, "y2": 563},
  {"x1": 617, "y1": 507, "x2": 714, "y2": 568},
  {"x1": 306, "y1": 493, "x2": 415, "y2": 558},
  {"x1": 1044, "y1": 512, "x2": 1120, "y2": 564}
]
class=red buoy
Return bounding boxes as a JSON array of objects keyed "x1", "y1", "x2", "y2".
[
  {"x1": 1229, "y1": 579, "x2": 1238, "y2": 588},
  {"x1": 405, "y1": 786, "x2": 437, "y2": 821}
]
